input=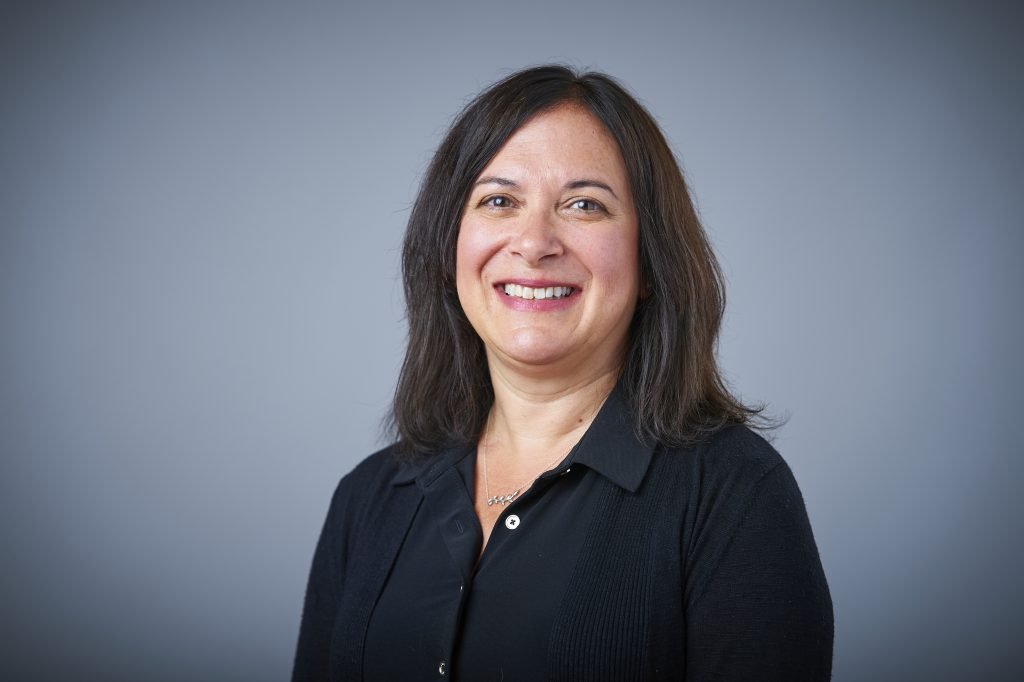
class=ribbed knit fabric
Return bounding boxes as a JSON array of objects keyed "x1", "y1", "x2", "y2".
[{"x1": 550, "y1": 479, "x2": 660, "y2": 680}]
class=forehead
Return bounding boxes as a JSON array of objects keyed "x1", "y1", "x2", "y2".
[{"x1": 479, "y1": 104, "x2": 628, "y2": 179}]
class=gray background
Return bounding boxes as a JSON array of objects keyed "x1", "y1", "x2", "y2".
[{"x1": 1, "y1": 1, "x2": 1021, "y2": 680}]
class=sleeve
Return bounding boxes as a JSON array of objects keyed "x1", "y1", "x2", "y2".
[
  {"x1": 685, "y1": 461, "x2": 834, "y2": 681},
  {"x1": 292, "y1": 480, "x2": 348, "y2": 681}
]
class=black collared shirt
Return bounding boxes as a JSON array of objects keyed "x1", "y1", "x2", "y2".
[{"x1": 363, "y1": 391, "x2": 653, "y2": 681}]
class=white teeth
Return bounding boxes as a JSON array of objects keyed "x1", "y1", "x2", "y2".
[{"x1": 501, "y1": 284, "x2": 575, "y2": 300}]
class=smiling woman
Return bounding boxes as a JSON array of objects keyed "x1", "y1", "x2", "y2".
[{"x1": 293, "y1": 65, "x2": 834, "y2": 681}]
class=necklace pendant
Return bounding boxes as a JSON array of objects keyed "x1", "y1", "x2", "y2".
[{"x1": 486, "y1": 490, "x2": 520, "y2": 507}]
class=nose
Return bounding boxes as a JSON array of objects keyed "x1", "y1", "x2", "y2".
[{"x1": 508, "y1": 210, "x2": 563, "y2": 265}]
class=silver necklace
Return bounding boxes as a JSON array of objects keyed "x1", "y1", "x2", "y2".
[{"x1": 480, "y1": 424, "x2": 572, "y2": 506}]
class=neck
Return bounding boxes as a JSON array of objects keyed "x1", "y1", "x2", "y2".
[{"x1": 484, "y1": 360, "x2": 618, "y2": 468}]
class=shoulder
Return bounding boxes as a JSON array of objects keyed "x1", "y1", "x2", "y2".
[
  {"x1": 693, "y1": 422, "x2": 784, "y2": 475},
  {"x1": 651, "y1": 423, "x2": 807, "y2": 541},
  {"x1": 324, "y1": 444, "x2": 416, "y2": 520},
  {"x1": 658, "y1": 422, "x2": 785, "y2": 487},
  {"x1": 662, "y1": 425, "x2": 823, "y2": 596},
  {"x1": 337, "y1": 443, "x2": 405, "y2": 490},
  {"x1": 317, "y1": 444, "x2": 430, "y2": 551}
]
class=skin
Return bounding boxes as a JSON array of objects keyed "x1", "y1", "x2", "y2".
[{"x1": 455, "y1": 104, "x2": 641, "y2": 550}]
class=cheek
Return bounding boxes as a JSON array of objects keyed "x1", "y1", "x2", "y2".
[
  {"x1": 455, "y1": 219, "x2": 500, "y2": 283},
  {"x1": 590, "y1": 232, "x2": 641, "y2": 286},
  {"x1": 454, "y1": 221, "x2": 492, "y2": 308}
]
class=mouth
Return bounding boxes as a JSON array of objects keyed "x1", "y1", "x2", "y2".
[{"x1": 497, "y1": 283, "x2": 577, "y2": 301}]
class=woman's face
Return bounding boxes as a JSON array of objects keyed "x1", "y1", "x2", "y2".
[{"x1": 455, "y1": 104, "x2": 641, "y2": 377}]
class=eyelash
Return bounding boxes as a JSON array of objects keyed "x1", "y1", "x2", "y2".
[
  {"x1": 481, "y1": 195, "x2": 515, "y2": 209},
  {"x1": 568, "y1": 198, "x2": 604, "y2": 213},
  {"x1": 478, "y1": 195, "x2": 607, "y2": 214}
]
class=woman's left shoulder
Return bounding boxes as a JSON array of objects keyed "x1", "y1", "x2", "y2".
[
  {"x1": 660, "y1": 422, "x2": 786, "y2": 482},
  {"x1": 700, "y1": 422, "x2": 783, "y2": 469}
]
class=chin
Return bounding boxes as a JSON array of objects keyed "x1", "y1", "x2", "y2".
[
  {"x1": 504, "y1": 349, "x2": 570, "y2": 367},
  {"x1": 495, "y1": 331, "x2": 574, "y2": 367}
]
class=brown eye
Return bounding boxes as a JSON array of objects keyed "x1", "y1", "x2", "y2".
[
  {"x1": 482, "y1": 195, "x2": 514, "y2": 209},
  {"x1": 570, "y1": 198, "x2": 603, "y2": 212}
]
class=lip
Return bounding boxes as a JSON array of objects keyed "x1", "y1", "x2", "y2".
[{"x1": 493, "y1": 280, "x2": 581, "y2": 311}]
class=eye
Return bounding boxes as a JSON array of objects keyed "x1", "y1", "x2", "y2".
[
  {"x1": 568, "y1": 198, "x2": 604, "y2": 213},
  {"x1": 480, "y1": 194, "x2": 515, "y2": 209}
]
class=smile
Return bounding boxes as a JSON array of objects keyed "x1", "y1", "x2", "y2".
[{"x1": 501, "y1": 284, "x2": 576, "y2": 300}]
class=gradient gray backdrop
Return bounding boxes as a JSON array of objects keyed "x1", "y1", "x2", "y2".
[{"x1": 2, "y1": 1, "x2": 1021, "y2": 680}]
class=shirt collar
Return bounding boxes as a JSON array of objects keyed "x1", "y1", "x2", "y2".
[
  {"x1": 390, "y1": 442, "x2": 472, "y2": 487},
  {"x1": 391, "y1": 381, "x2": 656, "y2": 493},
  {"x1": 564, "y1": 382, "x2": 655, "y2": 492}
]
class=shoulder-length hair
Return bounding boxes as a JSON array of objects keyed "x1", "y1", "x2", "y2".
[{"x1": 390, "y1": 65, "x2": 764, "y2": 455}]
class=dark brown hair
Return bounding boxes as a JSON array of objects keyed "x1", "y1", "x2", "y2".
[{"x1": 390, "y1": 65, "x2": 765, "y2": 454}]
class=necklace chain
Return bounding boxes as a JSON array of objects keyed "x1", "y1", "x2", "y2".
[{"x1": 481, "y1": 421, "x2": 573, "y2": 507}]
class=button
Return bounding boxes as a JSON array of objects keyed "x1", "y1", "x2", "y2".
[
  {"x1": 505, "y1": 514, "x2": 521, "y2": 530},
  {"x1": 438, "y1": 659, "x2": 447, "y2": 675}
]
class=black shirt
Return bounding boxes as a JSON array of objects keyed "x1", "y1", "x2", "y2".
[{"x1": 363, "y1": 436, "x2": 616, "y2": 680}]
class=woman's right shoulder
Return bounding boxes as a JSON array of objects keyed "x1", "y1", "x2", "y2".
[
  {"x1": 327, "y1": 443, "x2": 429, "y2": 511},
  {"x1": 340, "y1": 443, "x2": 402, "y2": 482},
  {"x1": 331, "y1": 443, "x2": 404, "y2": 497}
]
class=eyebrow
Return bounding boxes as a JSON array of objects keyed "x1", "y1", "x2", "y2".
[
  {"x1": 474, "y1": 176, "x2": 520, "y2": 189},
  {"x1": 474, "y1": 176, "x2": 619, "y2": 200},
  {"x1": 565, "y1": 179, "x2": 618, "y2": 199}
]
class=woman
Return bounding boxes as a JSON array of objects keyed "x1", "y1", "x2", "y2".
[{"x1": 293, "y1": 65, "x2": 833, "y2": 681}]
